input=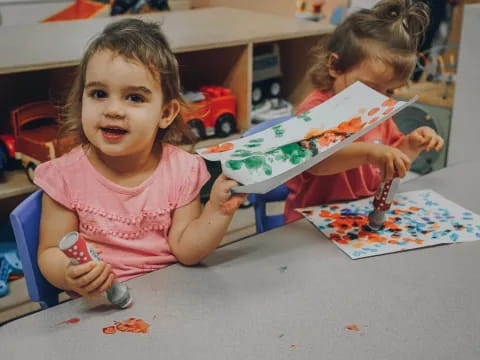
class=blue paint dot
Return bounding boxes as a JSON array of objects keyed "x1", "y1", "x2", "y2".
[{"x1": 449, "y1": 233, "x2": 459, "y2": 242}]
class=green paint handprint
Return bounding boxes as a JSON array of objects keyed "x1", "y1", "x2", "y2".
[
  {"x1": 226, "y1": 142, "x2": 311, "y2": 176},
  {"x1": 243, "y1": 137, "x2": 264, "y2": 148},
  {"x1": 298, "y1": 110, "x2": 312, "y2": 122},
  {"x1": 226, "y1": 156, "x2": 272, "y2": 176},
  {"x1": 268, "y1": 143, "x2": 309, "y2": 165},
  {"x1": 271, "y1": 125, "x2": 285, "y2": 138},
  {"x1": 232, "y1": 149, "x2": 254, "y2": 157}
]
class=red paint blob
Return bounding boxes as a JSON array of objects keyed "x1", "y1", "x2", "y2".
[
  {"x1": 103, "y1": 318, "x2": 150, "y2": 335},
  {"x1": 103, "y1": 326, "x2": 116, "y2": 335},
  {"x1": 56, "y1": 317, "x2": 80, "y2": 326},
  {"x1": 346, "y1": 324, "x2": 360, "y2": 331}
]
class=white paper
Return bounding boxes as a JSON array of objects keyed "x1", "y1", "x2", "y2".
[
  {"x1": 298, "y1": 190, "x2": 480, "y2": 259},
  {"x1": 197, "y1": 82, "x2": 416, "y2": 194}
]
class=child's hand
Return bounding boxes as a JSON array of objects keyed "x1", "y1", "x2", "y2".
[
  {"x1": 367, "y1": 143, "x2": 411, "y2": 181},
  {"x1": 406, "y1": 126, "x2": 444, "y2": 152},
  {"x1": 209, "y1": 174, "x2": 248, "y2": 216},
  {"x1": 64, "y1": 261, "x2": 115, "y2": 297}
]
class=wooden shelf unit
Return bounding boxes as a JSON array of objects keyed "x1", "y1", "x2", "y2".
[{"x1": 0, "y1": 7, "x2": 333, "y2": 205}]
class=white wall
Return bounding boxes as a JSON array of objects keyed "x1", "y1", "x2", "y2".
[{"x1": 447, "y1": 4, "x2": 480, "y2": 165}]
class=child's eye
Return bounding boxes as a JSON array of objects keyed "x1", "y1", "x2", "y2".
[
  {"x1": 89, "y1": 90, "x2": 107, "y2": 99},
  {"x1": 126, "y1": 94, "x2": 145, "y2": 103},
  {"x1": 386, "y1": 89, "x2": 395, "y2": 96}
]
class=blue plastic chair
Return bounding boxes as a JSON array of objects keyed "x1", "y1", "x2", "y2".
[
  {"x1": 10, "y1": 190, "x2": 61, "y2": 308},
  {"x1": 243, "y1": 116, "x2": 292, "y2": 233}
]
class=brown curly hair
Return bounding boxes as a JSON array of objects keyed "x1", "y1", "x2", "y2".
[
  {"x1": 309, "y1": 0, "x2": 430, "y2": 92},
  {"x1": 61, "y1": 18, "x2": 194, "y2": 146}
]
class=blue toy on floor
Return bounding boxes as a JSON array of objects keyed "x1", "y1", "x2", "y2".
[{"x1": 0, "y1": 223, "x2": 23, "y2": 297}]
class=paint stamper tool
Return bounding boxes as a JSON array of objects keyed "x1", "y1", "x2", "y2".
[
  {"x1": 59, "y1": 232, "x2": 133, "y2": 309},
  {"x1": 367, "y1": 174, "x2": 400, "y2": 231}
]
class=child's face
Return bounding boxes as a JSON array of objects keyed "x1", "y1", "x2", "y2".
[
  {"x1": 81, "y1": 50, "x2": 177, "y2": 159},
  {"x1": 330, "y1": 58, "x2": 408, "y2": 97}
]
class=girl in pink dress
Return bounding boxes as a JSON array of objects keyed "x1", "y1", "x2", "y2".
[{"x1": 35, "y1": 19, "x2": 246, "y2": 297}]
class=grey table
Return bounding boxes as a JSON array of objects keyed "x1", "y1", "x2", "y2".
[{"x1": 2, "y1": 162, "x2": 480, "y2": 360}]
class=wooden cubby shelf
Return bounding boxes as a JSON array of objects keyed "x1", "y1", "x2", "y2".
[{"x1": 0, "y1": 7, "x2": 333, "y2": 208}]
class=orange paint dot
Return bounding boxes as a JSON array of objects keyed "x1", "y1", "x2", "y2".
[
  {"x1": 317, "y1": 132, "x2": 339, "y2": 147},
  {"x1": 103, "y1": 326, "x2": 116, "y2": 335},
  {"x1": 368, "y1": 107, "x2": 380, "y2": 116},
  {"x1": 201, "y1": 142, "x2": 234, "y2": 154},
  {"x1": 304, "y1": 128, "x2": 324, "y2": 139},
  {"x1": 346, "y1": 324, "x2": 360, "y2": 331},
  {"x1": 358, "y1": 108, "x2": 367, "y2": 114},
  {"x1": 383, "y1": 107, "x2": 394, "y2": 115},
  {"x1": 382, "y1": 98, "x2": 397, "y2": 107},
  {"x1": 368, "y1": 116, "x2": 379, "y2": 124}
]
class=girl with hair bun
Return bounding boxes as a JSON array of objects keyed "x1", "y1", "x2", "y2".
[{"x1": 285, "y1": 0, "x2": 444, "y2": 224}]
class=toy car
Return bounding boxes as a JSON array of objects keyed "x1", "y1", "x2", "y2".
[
  {"x1": 182, "y1": 86, "x2": 237, "y2": 140},
  {"x1": 251, "y1": 98, "x2": 293, "y2": 123},
  {"x1": 252, "y1": 43, "x2": 283, "y2": 104},
  {"x1": 10, "y1": 101, "x2": 74, "y2": 182}
]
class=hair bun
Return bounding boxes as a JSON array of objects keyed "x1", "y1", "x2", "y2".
[
  {"x1": 373, "y1": 0, "x2": 430, "y2": 38},
  {"x1": 373, "y1": 0, "x2": 404, "y2": 21}
]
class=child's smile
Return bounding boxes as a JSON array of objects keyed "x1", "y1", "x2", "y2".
[{"x1": 100, "y1": 126, "x2": 129, "y2": 142}]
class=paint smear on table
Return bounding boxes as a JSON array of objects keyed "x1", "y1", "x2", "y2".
[
  {"x1": 102, "y1": 317, "x2": 150, "y2": 335},
  {"x1": 56, "y1": 317, "x2": 80, "y2": 326},
  {"x1": 346, "y1": 324, "x2": 360, "y2": 331}
]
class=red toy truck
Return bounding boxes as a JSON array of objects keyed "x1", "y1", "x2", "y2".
[
  {"x1": 10, "y1": 101, "x2": 74, "y2": 181},
  {"x1": 182, "y1": 86, "x2": 237, "y2": 140}
]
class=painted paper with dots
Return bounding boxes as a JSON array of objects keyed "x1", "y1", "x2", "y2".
[
  {"x1": 297, "y1": 190, "x2": 480, "y2": 259},
  {"x1": 197, "y1": 82, "x2": 417, "y2": 194}
]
